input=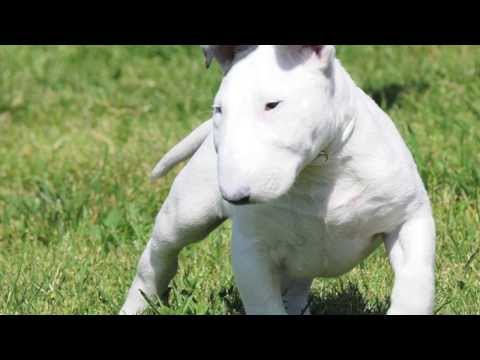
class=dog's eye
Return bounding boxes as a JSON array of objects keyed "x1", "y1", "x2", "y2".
[
  {"x1": 265, "y1": 101, "x2": 281, "y2": 111},
  {"x1": 213, "y1": 106, "x2": 222, "y2": 115}
]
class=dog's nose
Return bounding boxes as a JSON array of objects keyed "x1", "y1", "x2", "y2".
[
  {"x1": 225, "y1": 195, "x2": 251, "y2": 205},
  {"x1": 221, "y1": 185, "x2": 251, "y2": 205}
]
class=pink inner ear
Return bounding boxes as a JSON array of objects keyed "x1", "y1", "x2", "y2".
[{"x1": 304, "y1": 45, "x2": 324, "y2": 55}]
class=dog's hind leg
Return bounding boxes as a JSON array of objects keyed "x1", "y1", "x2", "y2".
[{"x1": 120, "y1": 134, "x2": 227, "y2": 315}]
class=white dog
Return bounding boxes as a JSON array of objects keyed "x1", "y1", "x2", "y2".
[{"x1": 120, "y1": 45, "x2": 436, "y2": 315}]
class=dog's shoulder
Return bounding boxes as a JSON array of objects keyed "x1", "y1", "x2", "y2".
[{"x1": 323, "y1": 86, "x2": 428, "y2": 224}]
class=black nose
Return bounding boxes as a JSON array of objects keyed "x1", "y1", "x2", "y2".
[
  {"x1": 225, "y1": 195, "x2": 251, "y2": 206},
  {"x1": 221, "y1": 183, "x2": 251, "y2": 205}
]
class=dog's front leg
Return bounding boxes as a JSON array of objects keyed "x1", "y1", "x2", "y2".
[
  {"x1": 384, "y1": 205, "x2": 436, "y2": 315},
  {"x1": 231, "y1": 228, "x2": 287, "y2": 315},
  {"x1": 281, "y1": 277, "x2": 313, "y2": 315}
]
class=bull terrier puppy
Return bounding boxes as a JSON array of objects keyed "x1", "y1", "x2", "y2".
[{"x1": 120, "y1": 45, "x2": 436, "y2": 315}]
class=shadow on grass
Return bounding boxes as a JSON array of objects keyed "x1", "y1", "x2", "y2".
[
  {"x1": 219, "y1": 285, "x2": 245, "y2": 315},
  {"x1": 309, "y1": 283, "x2": 389, "y2": 315},
  {"x1": 220, "y1": 282, "x2": 389, "y2": 315},
  {"x1": 364, "y1": 81, "x2": 430, "y2": 111}
]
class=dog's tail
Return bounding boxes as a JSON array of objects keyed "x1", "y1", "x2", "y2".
[{"x1": 150, "y1": 119, "x2": 212, "y2": 181}]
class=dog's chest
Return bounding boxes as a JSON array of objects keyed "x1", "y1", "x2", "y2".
[
  {"x1": 235, "y1": 164, "x2": 417, "y2": 279},
  {"x1": 250, "y1": 202, "x2": 382, "y2": 278}
]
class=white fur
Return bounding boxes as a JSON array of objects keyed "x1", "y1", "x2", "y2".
[{"x1": 120, "y1": 45, "x2": 436, "y2": 315}]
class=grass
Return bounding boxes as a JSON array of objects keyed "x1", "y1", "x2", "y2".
[{"x1": 0, "y1": 45, "x2": 479, "y2": 315}]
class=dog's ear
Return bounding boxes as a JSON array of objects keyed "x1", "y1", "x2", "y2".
[
  {"x1": 200, "y1": 45, "x2": 252, "y2": 73},
  {"x1": 276, "y1": 45, "x2": 336, "y2": 75}
]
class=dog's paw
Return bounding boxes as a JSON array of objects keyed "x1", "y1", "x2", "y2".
[
  {"x1": 386, "y1": 306, "x2": 433, "y2": 315},
  {"x1": 386, "y1": 307, "x2": 403, "y2": 315}
]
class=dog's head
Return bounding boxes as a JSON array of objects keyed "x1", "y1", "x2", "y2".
[{"x1": 204, "y1": 45, "x2": 338, "y2": 205}]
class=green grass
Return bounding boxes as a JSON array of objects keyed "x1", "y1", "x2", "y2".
[{"x1": 0, "y1": 45, "x2": 479, "y2": 315}]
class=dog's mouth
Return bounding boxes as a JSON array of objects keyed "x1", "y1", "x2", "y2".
[{"x1": 220, "y1": 152, "x2": 325, "y2": 207}]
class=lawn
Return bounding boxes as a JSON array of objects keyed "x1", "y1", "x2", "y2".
[{"x1": 0, "y1": 45, "x2": 479, "y2": 315}]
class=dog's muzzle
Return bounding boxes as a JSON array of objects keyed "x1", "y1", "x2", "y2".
[{"x1": 220, "y1": 184, "x2": 251, "y2": 205}]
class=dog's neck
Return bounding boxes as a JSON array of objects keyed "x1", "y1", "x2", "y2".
[{"x1": 311, "y1": 59, "x2": 359, "y2": 166}]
